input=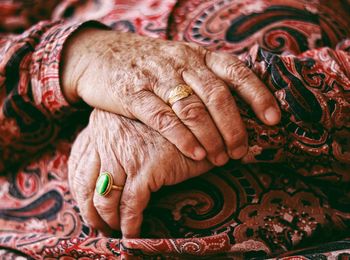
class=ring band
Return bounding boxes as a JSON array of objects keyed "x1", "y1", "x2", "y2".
[
  {"x1": 96, "y1": 172, "x2": 124, "y2": 196},
  {"x1": 168, "y1": 84, "x2": 193, "y2": 106}
]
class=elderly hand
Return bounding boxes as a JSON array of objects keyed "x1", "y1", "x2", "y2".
[
  {"x1": 68, "y1": 109, "x2": 213, "y2": 238},
  {"x1": 62, "y1": 28, "x2": 281, "y2": 166}
]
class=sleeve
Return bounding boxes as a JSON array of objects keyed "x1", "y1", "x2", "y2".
[
  {"x1": 239, "y1": 43, "x2": 350, "y2": 182},
  {"x1": 0, "y1": 19, "x2": 106, "y2": 173}
]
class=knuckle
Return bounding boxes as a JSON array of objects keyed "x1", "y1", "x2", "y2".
[
  {"x1": 201, "y1": 74, "x2": 221, "y2": 87},
  {"x1": 130, "y1": 90, "x2": 149, "y2": 107},
  {"x1": 149, "y1": 108, "x2": 181, "y2": 134},
  {"x1": 176, "y1": 101, "x2": 206, "y2": 123},
  {"x1": 119, "y1": 187, "x2": 140, "y2": 217},
  {"x1": 205, "y1": 85, "x2": 232, "y2": 106},
  {"x1": 120, "y1": 202, "x2": 135, "y2": 216},
  {"x1": 120, "y1": 203, "x2": 138, "y2": 223},
  {"x1": 226, "y1": 61, "x2": 252, "y2": 84},
  {"x1": 94, "y1": 198, "x2": 115, "y2": 216}
]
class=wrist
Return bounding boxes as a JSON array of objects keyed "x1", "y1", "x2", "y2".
[{"x1": 60, "y1": 27, "x2": 107, "y2": 105}]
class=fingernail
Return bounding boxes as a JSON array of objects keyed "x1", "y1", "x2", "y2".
[
  {"x1": 193, "y1": 147, "x2": 206, "y2": 160},
  {"x1": 264, "y1": 107, "x2": 280, "y2": 124},
  {"x1": 230, "y1": 145, "x2": 248, "y2": 159},
  {"x1": 215, "y1": 152, "x2": 229, "y2": 166}
]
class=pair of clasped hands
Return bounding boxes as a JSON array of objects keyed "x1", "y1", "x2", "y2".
[{"x1": 64, "y1": 28, "x2": 281, "y2": 238}]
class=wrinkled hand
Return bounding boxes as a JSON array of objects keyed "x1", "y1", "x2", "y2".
[
  {"x1": 68, "y1": 109, "x2": 213, "y2": 238},
  {"x1": 62, "y1": 28, "x2": 280, "y2": 166}
]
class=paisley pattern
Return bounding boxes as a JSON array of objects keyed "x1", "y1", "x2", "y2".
[
  {"x1": 169, "y1": 0, "x2": 350, "y2": 54},
  {"x1": 0, "y1": 0, "x2": 350, "y2": 259}
]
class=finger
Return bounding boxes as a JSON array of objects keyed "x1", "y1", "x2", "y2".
[
  {"x1": 70, "y1": 143, "x2": 112, "y2": 235},
  {"x1": 171, "y1": 93, "x2": 228, "y2": 166},
  {"x1": 130, "y1": 90, "x2": 206, "y2": 161},
  {"x1": 153, "y1": 73, "x2": 229, "y2": 166},
  {"x1": 205, "y1": 51, "x2": 281, "y2": 125},
  {"x1": 93, "y1": 144, "x2": 127, "y2": 230},
  {"x1": 182, "y1": 69, "x2": 248, "y2": 160},
  {"x1": 120, "y1": 176, "x2": 150, "y2": 238}
]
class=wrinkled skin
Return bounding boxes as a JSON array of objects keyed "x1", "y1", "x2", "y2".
[
  {"x1": 68, "y1": 109, "x2": 213, "y2": 239},
  {"x1": 62, "y1": 28, "x2": 281, "y2": 166}
]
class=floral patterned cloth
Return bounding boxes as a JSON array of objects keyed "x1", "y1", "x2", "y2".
[{"x1": 0, "y1": 0, "x2": 350, "y2": 259}]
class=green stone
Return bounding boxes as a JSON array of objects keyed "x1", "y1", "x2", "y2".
[{"x1": 96, "y1": 173, "x2": 111, "y2": 195}]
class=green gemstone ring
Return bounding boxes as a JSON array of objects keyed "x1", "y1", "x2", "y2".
[{"x1": 96, "y1": 172, "x2": 123, "y2": 196}]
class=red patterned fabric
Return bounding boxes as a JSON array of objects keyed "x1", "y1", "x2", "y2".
[{"x1": 0, "y1": 0, "x2": 350, "y2": 259}]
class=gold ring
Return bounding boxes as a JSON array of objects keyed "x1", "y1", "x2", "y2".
[
  {"x1": 168, "y1": 84, "x2": 193, "y2": 106},
  {"x1": 96, "y1": 172, "x2": 124, "y2": 196}
]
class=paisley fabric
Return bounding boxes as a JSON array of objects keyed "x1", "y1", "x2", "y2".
[{"x1": 0, "y1": 0, "x2": 350, "y2": 259}]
